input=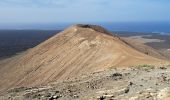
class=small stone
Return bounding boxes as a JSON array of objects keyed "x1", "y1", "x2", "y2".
[
  {"x1": 129, "y1": 82, "x2": 133, "y2": 86},
  {"x1": 49, "y1": 95, "x2": 60, "y2": 100},
  {"x1": 159, "y1": 67, "x2": 167, "y2": 70},
  {"x1": 111, "y1": 73, "x2": 122, "y2": 77},
  {"x1": 55, "y1": 91, "x2": 60, "y2": 94},
  {"x1": 110, "y1": 73, "x2": 123, "y2": 80},
  {"x1": 97, "y1": 96, "x2": 105, "y2": 100},
  {"x1": 73, "y1": 95, "x2": 79, "y2": 98},
  {"x1": 125, "y1": 87, "x2": 130, "y2": 93},
  {"x1": 104, "y1": 94, "x2": 114, "y2": 98}
]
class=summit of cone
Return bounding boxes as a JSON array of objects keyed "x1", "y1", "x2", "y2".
[{"x1": 75, "y1": 24, "x2": 112, "y2": 35}]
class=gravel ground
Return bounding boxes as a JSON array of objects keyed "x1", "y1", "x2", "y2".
[{"x1": 1, "y1": 65, "x2": 170, "y2": 100}]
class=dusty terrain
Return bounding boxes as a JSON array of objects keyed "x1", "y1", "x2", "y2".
[
  {"x1": 126, "y1": 35, "x2": 165, "y2": 44},
  {"x1": 1, "y1": 65, "x2": 170, "y2": 100},
  {"x1": 0, "y1": 24, "x2": 169, "y2": 100},
  {"x1": 122, "y1": 34, "x2": 170, "y2": 60}
]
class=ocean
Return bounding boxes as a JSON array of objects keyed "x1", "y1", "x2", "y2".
[
  {"x1": 99, "y1": 22, "x2": 170, "y2": 35},
  {"x1": 1, "y1": 22, "x2": 170, "y2": 35}
]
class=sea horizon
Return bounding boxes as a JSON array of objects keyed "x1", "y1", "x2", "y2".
[{"x1": 0, "y1": 22, "x2": 170, "y2": 35}]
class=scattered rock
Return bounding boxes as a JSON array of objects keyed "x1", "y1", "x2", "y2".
[
  {"x1": 49, "y1": 95, "x2": 60, "y2": 100},
  {"x1": 159, "y1": 67, "x2": 167, "y2": 70},
  {"x1": 157, "y1": 87, "x2": 170, "y2": 100},
  {"x1": 129, "y1": 82, "x2": 134, "y2": 86},
  {"x1": 73, "y1": 95, "x2": 79, "y2": 98},
  {"x1": 1, "y1": 67, "x2": 170, "y2": 100},
  {"x1": 110, "y1": 73, "x2": 123, "y2": 80},
  {"x1": 125, "y1": 87, "x2": 130, "y2": 93},
  {"x1": 111, "y1": 73, "x2": 123, "y2": 77},
  {"x1": 97, "y1": 95, "x2": 105, "y2": 100}
]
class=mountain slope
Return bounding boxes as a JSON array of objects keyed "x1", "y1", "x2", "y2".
[
  {"x1": 121, "y1": 37, "x2": 167, "y2": 60},
  {"x1": 0, "y1": 24, "x2": 166, "y2": 93}
]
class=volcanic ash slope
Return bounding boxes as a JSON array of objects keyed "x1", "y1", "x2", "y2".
[{"x1": 0, "y1": 24, "x2": 167, "y2": 92}]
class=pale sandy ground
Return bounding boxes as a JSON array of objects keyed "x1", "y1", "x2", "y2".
[
  {"x1": 127, "y1": 35, "x2": 165, "y2": 44},
  {"x1": 126, "y1": 35, "x2": 170, "y2": 60},
  {"x1": 1, "y1": 66, "x2": 170, "y2": 100}
]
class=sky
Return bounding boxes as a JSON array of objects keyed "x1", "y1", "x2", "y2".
[{"x1": 0, "y1": 0, "x2": 170, "y2": 24}]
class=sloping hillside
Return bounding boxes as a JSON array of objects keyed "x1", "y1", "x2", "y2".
[
  {"x1": 121, "y1": 37, "x2": 167, "y2": 60},
  {"x1": 0, "y1": 24, "x2": 167, "y2": 93}
]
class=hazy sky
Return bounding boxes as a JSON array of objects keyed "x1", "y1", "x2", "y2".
[{"x1": 0, "y1": 0, "x2": 170, "y2": 24}]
